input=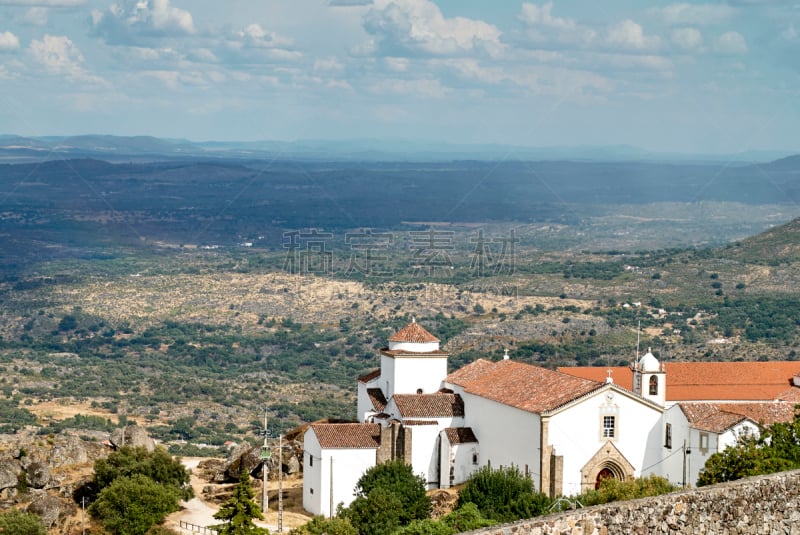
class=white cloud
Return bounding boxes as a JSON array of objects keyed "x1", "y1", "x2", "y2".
[
  {"x1": 313, "y1": 57, "x2": 344, "y2": 72},
  {"x1": 654, "y1": 3, "x2": 736, "y2": 26},
  {"x1": 362, "y1": 0, "x2": 504, "y2": 57},
  {"x1": 517, "y1": 2, "x2": 597, "y2": 46},
  {"x1": 384, "y1": 56, "x2": 408, "y2": 71},
  {"x1": 91, "y1": 0, "x2": 195, "y2": 44},
  {"x1": 671, "y1": 27, "x2": 703, "y2": 50},
  {"x1": 367, "y1": 77, "x2": 449, "y2": 97},
  {"x1": 0, "y1": 31, "x2": 20, "y2": 50},
  {"x1": 235, "y1": 24, "x2": 294, "y2": 49},
  {"x1": 606, "y1": 19, "x2": 661, "y2": 51},
  {"x1": 518, "y1": 2, "x2": 576, "y2": 30},
  {"x1": 29, "y1": 34, "x2": 104, "y2": 84},
  {"x1": 21, "y1": 7, "x2": 48, "y2": 25},
  {"x1": 715, "y1": 31, "x2": 747, "y2": 53}
]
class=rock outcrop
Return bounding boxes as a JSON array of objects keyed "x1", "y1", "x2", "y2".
[{"x1": 109, "y1": 425, "x2": 155, "y2": 451}]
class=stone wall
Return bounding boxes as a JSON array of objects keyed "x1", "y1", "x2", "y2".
[{"x1": 461, "y1": 469, "x2": 800, "y2": 535}]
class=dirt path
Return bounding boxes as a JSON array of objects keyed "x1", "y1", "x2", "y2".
[{"x1": 163, "y1": 458, "x2": 311, "y2": 533}]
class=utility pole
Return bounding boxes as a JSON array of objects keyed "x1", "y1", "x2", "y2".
[
  {"x1": 278, "y1": 434, "x2": 284, "y2": 533},
  {"x1": 260, "y1": 409, "x2": 270, "y2": 512},
  {"x1": 81, "y1": 496, "x2": 85, "y2": 535},
  {"x1": 682, "y1": 439, "x2": 692, "y2": 487},
  {"x1": 329, "y1": 457, "x2": 334, "y2": 519}
]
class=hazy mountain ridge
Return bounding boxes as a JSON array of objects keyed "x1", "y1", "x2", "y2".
[{"x1": 0, "y1": 134, "x2": 794, "y2": 163}]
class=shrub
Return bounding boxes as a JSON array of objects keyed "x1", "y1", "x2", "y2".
[
  {"x1": 456, "y1": 465, "x2": 551, "y2": 523},
  {"x1": 89, "y1": 474, "x2": 182, "y2": 535},
  {"x1": 577, "y1": 474, "x2": 677, "y2": 506},
  {"x1": 0, "y1": 509, "x2": 47, "y2": 535}
]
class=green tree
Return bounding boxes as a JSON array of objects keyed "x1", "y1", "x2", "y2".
[
  {"x1": 93, "y1": 446, "x2": 193, "y2": 500},
  {"x1": 698, "y1": 434, "x2": 795, "y2": 486},
  {"x1": 345, "y1": 486, "x2": 403, "y2": 535},
  {"x1": 89, "y1": 474, "x2": 182, "y2": 535},
  {"x1": 0, "y1": 509, "x2": 47, "y2": 535},
  {"x1": 698, "y1": 412, "x2": 800, "y2": 487},
  {"x1": 456, "y1": 465, "x2": 551, "y2": 523},
  {"x1": 289, "y1": 515, "x2": 356, "y2": 535},
  {"x1": 352, "y1": 459, "x2": 431, "y2": 525},
  {"x1": 213, "y1": 470, "x2": 267, "y2": 535}
]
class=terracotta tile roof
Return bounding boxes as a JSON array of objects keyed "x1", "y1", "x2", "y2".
[
  {"x1": 403, "y1": 420, "x2": 439, "y2": 426},
  {"x1": 388, "y1": 320, "x2": 440, "y2": 343},
  {"x1": 776, "y1": 388, "x2": 800, "y2": 403},
  {"x1": 367, "y1": 388, "x2": 387, "y2": 412},
  {"x1": 358, "y1": 368, "x2": 381, "y2": 383},
  {"x1": 310, "y1": 423, "x2": 381, "y2": 449},
  {"x1": 445, "y1": 359, "x2": 496, "y2": 387},
  {"x1": 559, "y1": 361, "x2": 800, "y2": 402},
  {"x1": 678, "y1": 403, "x2": 747, "y2": 433},
  {"x1": 678, "y1": 401, "x2": 798, "y2": 433},
  {"x1": 448, "y1": 359, "x2": 601, "y2": 414},
  {"x1": 444, "y1": 427, "x2": 478, "y2": 444},
  {"x1": 716, "y1": 402, "x2": 798, "y2": 426},
  {"x1": 392, "y1": 393, "x2": 465, "y2": 418},
  {"x1": 380, "y1": 348, "x2": 449, "y2": 357}
]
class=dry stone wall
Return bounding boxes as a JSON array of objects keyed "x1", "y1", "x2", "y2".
[{"x1": 461, "y1": 469, "x2": 800, "y2": 535}]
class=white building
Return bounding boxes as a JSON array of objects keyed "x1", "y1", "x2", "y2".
[{"x1": 303, "y1": 321, "x2": 800, "y2": 515}]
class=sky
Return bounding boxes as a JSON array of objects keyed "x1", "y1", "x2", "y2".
[{"x1": 0, "y1": 0, "x2": 798, "y2": 153}]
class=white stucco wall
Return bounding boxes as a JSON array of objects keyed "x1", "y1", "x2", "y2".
[
  {"x1": 662, "y1": 405, "x2": 692, "y2": 487},
  {"x1": 389, "y1": 341, "x2": 440, "y2": 353},
  {"x1": 439, "y1": 435, "x2": 480, "y2": 488},
  {"x1": 383, "y1": 355, "x2": 448, "y2": 396},
  {"x1": 547, "y1": 388, "x2": 662, "y2": 496},
  {"x1": 357, "y1": 377, "x2": 381, "y2": 421},
  {"x1": 302, "y1": 429, "x2": 377, "y2": 517},
  {"x1": 460, "y1": 392, "x2": 541, "y2": 490},
  {"x1": 407, "y1": 424, "x2": 442, "y2": 488},
  {"x1": 303, "y1": 430, "x2": 323, "y2": 516},
  {"x1": 452, "y1": 441, "x2": 479, "y2": 485}
]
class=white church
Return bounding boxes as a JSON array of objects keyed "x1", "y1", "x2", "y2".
[{"x1": 303, "y1": 320, "x2": 800, "y2": 517}]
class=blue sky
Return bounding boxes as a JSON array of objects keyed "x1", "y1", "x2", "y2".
[{"x1": 0, "y1": 0, "x2": 798, "y2": 153}]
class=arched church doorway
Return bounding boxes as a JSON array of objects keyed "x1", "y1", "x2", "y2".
[{"x1": 595, "y1": 467, "x2": 615, "y2": 489}]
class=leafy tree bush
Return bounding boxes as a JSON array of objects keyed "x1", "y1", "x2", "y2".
[
  {"x1": 577, "y1": 474, "x2": 676, "y2": 506},
  {"x1": 213, "y1": 470, "x2": 267, "y2": 535},
  {"x1": 89, "y1": 474, "x2": 182, "y2": 535},
  {"x1": 698, "y1": 414, "x2": 800, "y2": 486},
  {"x1": 346, "y1": 486, "x2": 404, "y2": 535},
  {"x1": 352, "y1": 459, "x2": 431, "y2": 525},
  {"x1": 456, "y1": 465, "x2": 551, "y2": 523},
  {"x1": 0, "y1": 509, "x2": 47, "y2": 535},
  {"x1": 393, "y1": 503, "x2": 495, "y2": 535},
  {"x1": 289, "y1": 515, "x2": 357, "y2": 535},
  {"x1": 93, "y1": 446, "x2": 193, "y2": 500}
]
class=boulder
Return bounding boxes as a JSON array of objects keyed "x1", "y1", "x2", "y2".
[
  {"x1": 27, "y1": 493, "x2": 64, "y2": 528},
  {"x1": 109, "y1": 426, "x2": 155, "y2": 452},
  {"x1": 49, "y1": 435, "x2": 90, "y2": 468},
  {"x1": 284, "y1": 455, "x2": 300, "y2": 475},
  {"x1": 0, "y1": 459, "x2": 21, "y2": 491},
  {"x1": 27, "y1": 462, "x2": 51, "y2": 489},
  {"x1": 218, "y1": 442, "x2": 260, "y2": 482}
]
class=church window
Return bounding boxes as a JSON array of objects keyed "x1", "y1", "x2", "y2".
[
  {"x1": 649, "y1": 375, "x2": 658, "y2": 396},
  {"x1": 472, "y1": 452, "x2": 478, "y2": 465},
  {"x1": 665, "y1": 423, "x2": 672, "y2": 449},
  {"x1": 309, "y1": 454, "x2": 313, "y2": 467},
  {"x1": 602, "y1": 416, "x2": 616, "y2": 439},
  {"x1": 700, "y1": 433, "x2": 709, "y2": 454}
]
